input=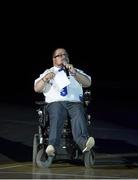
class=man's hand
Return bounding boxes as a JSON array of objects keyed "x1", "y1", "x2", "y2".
[
  {"x1": 64, "y1": 64, "x2": 76, "y2": 75},
  {"x1": 43, "y1": 72, "x2": 55, "y2": 82}
]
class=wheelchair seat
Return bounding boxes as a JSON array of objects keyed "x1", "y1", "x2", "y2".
[{"x1": 32, "y1": 89, "x2": 95, "y2": 168}]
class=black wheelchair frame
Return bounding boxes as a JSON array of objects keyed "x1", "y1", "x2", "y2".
[{"x1": 32, "y1": 90, "x2": 95, "y2": 168}]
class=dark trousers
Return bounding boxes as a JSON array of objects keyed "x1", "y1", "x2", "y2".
[{"x1": 46, "y1": 101, "x2": 89, "y2": 151}]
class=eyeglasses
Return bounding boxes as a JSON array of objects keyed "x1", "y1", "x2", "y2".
[{"x1": 54, "y1": 53, "x2": 68, "y2": 58}]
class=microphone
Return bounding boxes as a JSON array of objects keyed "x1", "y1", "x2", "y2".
[
  {"x1": 64, "y1": 66, "x2": 69, "y2": 77},
  {"x1": 63, "y1": 59, "x2": 69, "y2": 77}
]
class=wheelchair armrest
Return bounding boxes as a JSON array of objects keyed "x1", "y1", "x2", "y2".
[
  {"x1": 35, "y1": 101, "x2": 47, "y2": 106},
  {"x1": 83, "y1": 90, "x2": 91, "y2": 101}
]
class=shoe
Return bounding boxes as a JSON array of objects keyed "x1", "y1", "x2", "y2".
[
  {"x1": 46, "y1": 145, "x2": 55, "y2": 156},
  {"x1": 82, "y1": 137, "x2": 95, "y2": 153}
]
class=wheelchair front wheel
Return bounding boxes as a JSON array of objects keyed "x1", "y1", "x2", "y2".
[
  {"x1": 36, "y1": 148, "x2": 54, "y2": 168},
  {"x1": 84, "y1": 149, "x2": 95, "y2": 168}
]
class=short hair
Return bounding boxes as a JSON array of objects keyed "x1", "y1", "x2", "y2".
[{"x1": 52, "y1": 48, "x2": 69, "y2": 59}]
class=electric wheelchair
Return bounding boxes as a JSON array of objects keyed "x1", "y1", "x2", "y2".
[{"x1": 32, "y1": 89, "x2": 95, "y2": 168}]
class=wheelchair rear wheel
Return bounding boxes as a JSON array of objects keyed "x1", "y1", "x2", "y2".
[
  {"x1": 84, "y1": 149, "x2": 95, "y2": 168},
  {"x1": 32, "y1": 134, "x2": 39, "y2": 165}
]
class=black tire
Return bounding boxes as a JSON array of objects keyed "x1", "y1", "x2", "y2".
[
  {"x1": 32, "y1": 134, "x2": 39, "y2": 165},
  {"x1": 36, "y1": 148, "x2": 54, "y2": 168},
  {"x1": 84, "y1": 149, "x2": 95, "y2": 168}
]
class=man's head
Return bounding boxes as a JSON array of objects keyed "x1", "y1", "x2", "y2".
[{"x1": 52, "y1": 48, "x2": 69, "y2": 67}]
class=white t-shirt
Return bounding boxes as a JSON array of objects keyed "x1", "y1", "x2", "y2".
[{"x1": 34, "y1": 66, "x2": 91, "y2": 103}]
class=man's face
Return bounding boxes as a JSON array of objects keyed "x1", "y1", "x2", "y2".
[{"x1": 53, "y1": 49, "x2": 69, "y2": 67}]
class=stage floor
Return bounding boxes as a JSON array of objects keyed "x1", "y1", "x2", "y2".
[{"x1": 0, "y1": 153, "x2": 138, "y2": 179}]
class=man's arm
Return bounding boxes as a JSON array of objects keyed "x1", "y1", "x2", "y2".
[
  {"x1": 34, "y1": 78, "x2": 47, "y2": 93},
  {"x1": 74, "y1": 69, "x2": 91, "y2": 87},
  {"x1": 65, "y1": 63, "x2": 91, "y2": 88},
  {"x1": 34, "y1": 72, "x2": 55, "y2": 93}
]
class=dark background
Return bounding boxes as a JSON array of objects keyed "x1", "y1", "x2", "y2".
[
  {"x1": 0, "y1": 4, "x2": 138, "y2": 129},
  {"x1": 0, "y1": 3, "x2": 138, "y2": 165}
]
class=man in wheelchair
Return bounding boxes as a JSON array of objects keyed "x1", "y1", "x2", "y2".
[{"x1": 34, "y1": 48, "x2": 95, "y2": 167}]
